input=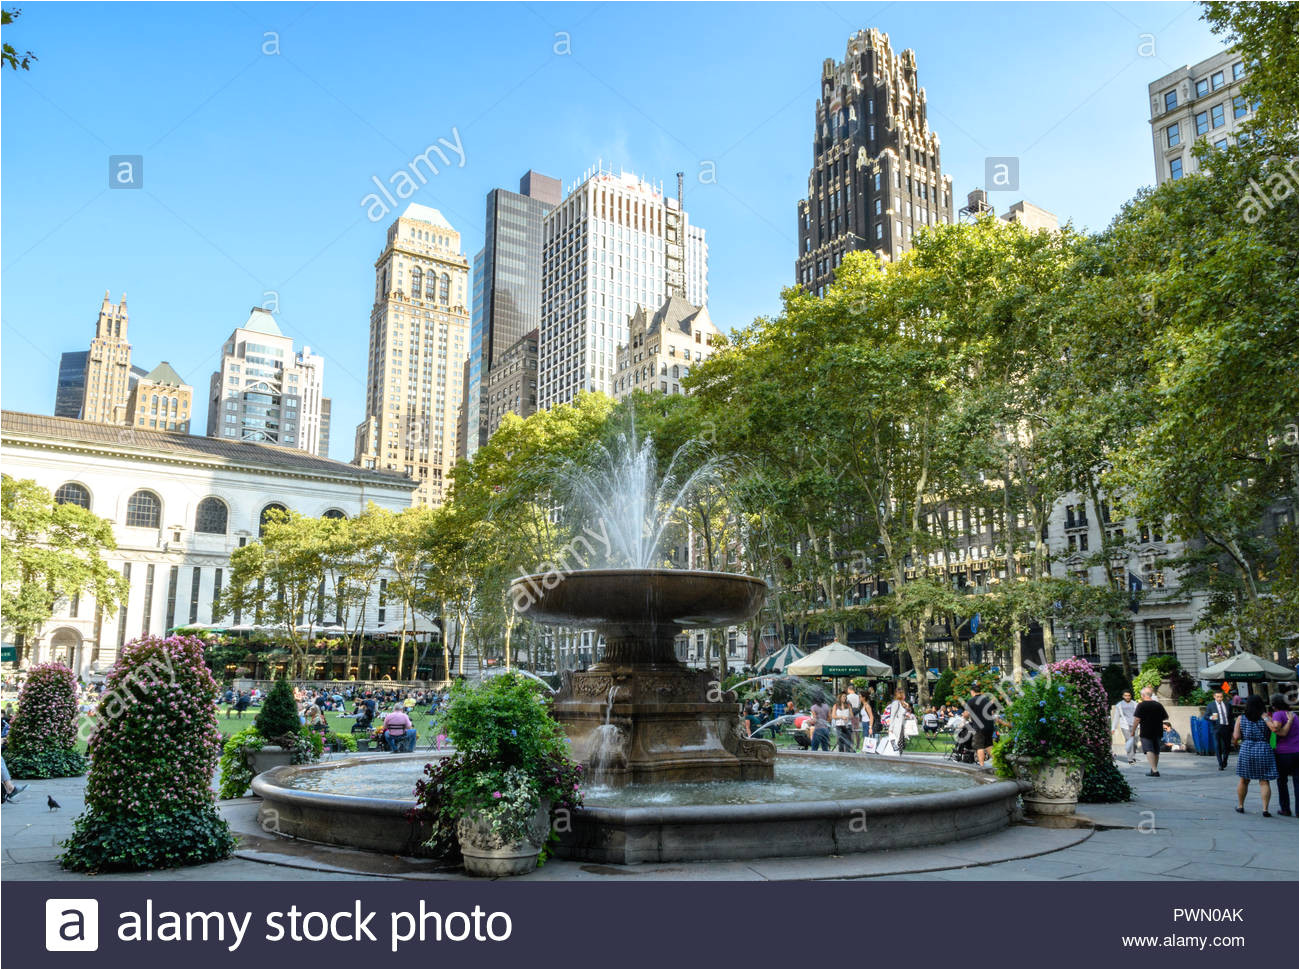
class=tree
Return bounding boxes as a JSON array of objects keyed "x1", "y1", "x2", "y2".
[
  {"x1": 218, "y1": 509, "x2": 334, "y2": 676},
  {"x1": 60, "y1": 635, "x2": 235, "y2": 872},
  {"x1": 3, "y1": 661, "x2": 84, "y2": 778},
  {"x1": 1202, "y1": 0, "x2": 1298, "y2": 158},
  {"x1": 255, "y1": 676, "x2": 300, "y2": 742},
  {"x1": 1, "y1": 476, "x2": 127, "y2": 664},
  {"x1": 2, "y1": 8, "x2": 37, "y2": 72}
]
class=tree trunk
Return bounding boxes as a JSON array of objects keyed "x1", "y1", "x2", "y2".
[
  {"x1": 396, "y1": 601, "x2": 409, "y2": 682},
  {"x1": 1011, "y1": 617, "x2": 1024, "y2": 684}
]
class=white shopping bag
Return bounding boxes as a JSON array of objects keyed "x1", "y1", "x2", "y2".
[
  {"x1": 862, "y1": 736, "x2": 878, "y2": 754},
  {"x1": 876, "y1": 736, "x2": 903, "y2": 757}
]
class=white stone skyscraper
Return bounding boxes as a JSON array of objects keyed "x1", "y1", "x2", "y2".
[
  {"x1": 538, "y1": 166, "x2": 706, "y2": 408},
  {"x1": 207, "y1": 308, "x2": 330, "y2": 457},
  {"x1": 353, "y1": 203, "x2": 470, "y2": 506}
]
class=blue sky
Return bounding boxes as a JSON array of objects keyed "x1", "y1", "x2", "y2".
[{"x1": 1, "y1": 1, "x2": 1226, "y2": 459}]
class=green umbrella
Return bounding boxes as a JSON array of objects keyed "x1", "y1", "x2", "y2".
[
  {"x1": 1197, "y1": 652, "x2": 1296, "y2": 682},
  {"x1": 787, "y1": 641, "x2": 892, "y2": 678}
]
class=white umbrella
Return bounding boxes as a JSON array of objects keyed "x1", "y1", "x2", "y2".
[
  {"x1": 1198, "y1": 652, "x2": 1296, "y2": 682},
  {"x1": 787, "y1": 640, "x2": 892, "y2": 677}
]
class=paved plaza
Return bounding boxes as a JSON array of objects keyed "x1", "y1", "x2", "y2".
[{"x1": 3, "y1": 749, "x2": 1294, "y2": 882}]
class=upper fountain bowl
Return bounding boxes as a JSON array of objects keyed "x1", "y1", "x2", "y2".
[{"x1": 512, "y1": 568, "x2": 768, "y2": 630}]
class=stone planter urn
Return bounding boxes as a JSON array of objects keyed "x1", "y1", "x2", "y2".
[
  {"x1": 1011, "y1": 756, "x2": 1083, "y2": 816},
  {"x1": 248, "y1": 746, "x2": 295, "y2": 776},
  {"x1": 456, "y1": 800, "x2": 550, "y2": 877}
]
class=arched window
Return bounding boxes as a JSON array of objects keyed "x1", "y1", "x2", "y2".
[
  {"x1": 195, "y1": 497, "x2": 228, "y2": 534},
  {"x1": 410, "y1": 266, "x2": 422, "y2": 297},
  {"x1": 425, "y1": 273, "x2": 437, "y2": 300},
  {"x1": 260, "y1": 502, "x2": 288, "y2": 536},
  {"x1": 322, "y1": 509, "x2": 347, "y2": 520},
  {"x1": 54, "y1": 482, "x2": 91, "y2": 509},
  {"x1": 125, "y1": 490, "x2": 161, "y2": 528},
  {"x1": 439, "y1": 273, "x2": 450, "y2": 304}
]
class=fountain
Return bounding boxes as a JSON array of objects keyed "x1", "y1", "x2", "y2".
[
  {"x1": 252, "y1": 429, "x2": 1026, "y2": 866},
  {"x1": 511, "y1": 431, "x2": 776, "y2": 785}
]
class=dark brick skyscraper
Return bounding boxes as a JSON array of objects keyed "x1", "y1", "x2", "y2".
[{"x1": 796, "y1": 29, "x2": 954, "y2": 294}]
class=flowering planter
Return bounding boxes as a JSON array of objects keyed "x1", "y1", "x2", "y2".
[
  {"x1": 1011, "y1": 756, "x2": 1082, "y2": 816},
  {"x1": 248, "y1": 746, "x2": 295, "y2": 777},
  {"x1": 456, "y1": 801, "x2": 550, "y2": 877}
]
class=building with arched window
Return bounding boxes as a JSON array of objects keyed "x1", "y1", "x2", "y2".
[
  {"x1": 1, "y1": 410, "x2": 427, "y2": 677},
  {"x1": 353, "y1": 203, "x2": 471, "y2": 507}
]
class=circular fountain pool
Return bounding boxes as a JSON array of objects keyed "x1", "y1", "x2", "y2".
[{"x1": 252, "y1": 751, "x2": 1024, "y2": 865}]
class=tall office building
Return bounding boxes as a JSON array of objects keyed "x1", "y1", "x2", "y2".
[
  {"x1": 353, "y1": 203, "x2": 471, "y2": 507},
  {"x1": 126, "y1": 362, "x2": 193, "y2": 433},
  {"x1": 796, "y1": 28, "x2": 954, "y2": 294},
  {"x1": 685, "y1": 223, "x2": 708, "y2": 307},
  {"x1": 207, "y1": 308, "x2": 329, "y2": 455},
  {"x1": 465, "y1": 170, "x2": 560, "y2": 457},
  {"x1": 539, "y1": 165, "x2": 705, "y2": 408},
  {"x1": 1148, "y1": 50, "x2": 1253, "y2": 185},
  {"x1": 81, "y1": 291, "x2": 135, "y2": 424},
  {"x1": 484, "y1": 328, "x2": 539, "y2": 438},
  {"x1": 54, "y1": 352, "x2": 90, "y2": 418}
]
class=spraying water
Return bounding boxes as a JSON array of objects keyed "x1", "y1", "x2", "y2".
[{"x1": 558, "y1": 428, "x2": 723, "y2": 569}]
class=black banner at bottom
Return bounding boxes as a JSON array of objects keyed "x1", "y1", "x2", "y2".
[{"x1": 4, "y1": 880, "x2": 1296, "y2": 969}]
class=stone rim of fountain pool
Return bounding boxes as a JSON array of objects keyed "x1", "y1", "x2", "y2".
[{"x1": 253, "y1": 751, "x2": 1028, "y2": 865}]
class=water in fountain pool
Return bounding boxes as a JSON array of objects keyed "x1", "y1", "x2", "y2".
[{"x1": 285, "y1": 756, "x2": 979, "y2": 805}]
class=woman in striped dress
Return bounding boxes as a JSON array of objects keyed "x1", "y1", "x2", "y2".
[{"x1": 1233, "y1": 694, "x2": 1278, "y2": 816}]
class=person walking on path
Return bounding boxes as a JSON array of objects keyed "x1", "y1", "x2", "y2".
[
  {"x1": 1269, "y1": 694, "x2": 1297, "y2": 817},
  {"x1": 1234, "y1": 694, "x2": 1278, "y2": 816},
  {"x1": 1112, "y1": 690, "x2": 1139, "y2": 765},
  {"x1": 1133, "y1": 686, "x2": 1169, "y2": 777},
  {"x1": 846, "y1": 684, "x2": 863, "y2": 749},
  {"x1": 1206, "y1": 690, "x2": 1235, "y2": 770}
]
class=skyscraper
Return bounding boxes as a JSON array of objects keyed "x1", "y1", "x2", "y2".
[
  {"x1": 539, "y1": 166, "x2": 704, "y2": 408},
  {"x1": 81, "y1": 291, "x2": 134, "y2": 424},
  {"x1": 207, "y1": 308, "x2": 329, "y2": 455},
  {"x1": 54, "y1": 351, "x2": 89, "y2": 418},
  {"x1": 353, "y1": 203, "x2": 471, "y2": 507},
  {"x1": 796, "y1": 28, "x2": 954, "y2": 294},
  {"x1": 465, "y1": 170, "x2": 560, "y2": 457}
]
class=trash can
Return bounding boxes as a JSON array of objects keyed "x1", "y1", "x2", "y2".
[{"x1": 1189, "y1": 716, "x2": 1214, "y2": 756}]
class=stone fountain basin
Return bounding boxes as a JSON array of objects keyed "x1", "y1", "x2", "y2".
[
  {"x1": 250, "y1": 752, "x2": 1026, "y2": 865},
  {"x1": 511, "y1": 568, "x2": 768, "y2": 629}
]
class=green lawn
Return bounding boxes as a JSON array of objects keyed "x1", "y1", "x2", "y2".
[{"x1": 71, "y1": 708, "x2": 441, "y2": 754}]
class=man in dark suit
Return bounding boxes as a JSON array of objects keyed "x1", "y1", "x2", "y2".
[{"x1": 1206, "y1": 690, "x2": 1234, "y2": 770}]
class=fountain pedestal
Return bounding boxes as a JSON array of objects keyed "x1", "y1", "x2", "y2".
[
  {"x1": 513, "y1": 569, "x2": 775, "y2": 786},
  {"x1": 556, "y1": 665, "x2": 774, "y2": 786}
]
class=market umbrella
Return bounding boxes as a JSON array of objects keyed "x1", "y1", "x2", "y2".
[
  {"x1": 902, "y1": 667, "x2": 940, "y2": 682},
  {"x1": 1197, "y1": 652, "x2": 1296, "y2": 682},
  {"x1": 787, "y1": 640, "x2": 891, "y2": 678},
  {"x1": 755, "y1": 643, "x2": 805, "y2": 674}
]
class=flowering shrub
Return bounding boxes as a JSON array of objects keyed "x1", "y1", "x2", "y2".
[
  {"x1": 412, "y1": 673, "x2": 584, "y2": 863},
  {"x1": 60, "y1": 635, "x2": 235, "y2": 872},
  {"x1": 1001, "y1": 675, "x2": 1087, "y2": 769},
  {"x1": 1048, "y1": 656, "x2": 1131, "y2": 803},
  {"x1": 5, "y1": 662, "x2": 86, "y2": 778}
]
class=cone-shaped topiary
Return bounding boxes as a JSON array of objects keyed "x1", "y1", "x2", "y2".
[
  {"x1": 1048, "y1": 656, "x2": 1132, "y2": 803},
  {"x1": 5, "y1": 662, "x2": 85, "y2": 778},
  {"x1": 59, "y1": 635, "x2": 235, "y2": 872},
  {"x1": 254, "y1": 675, "x2": 300, "y2": 743}
]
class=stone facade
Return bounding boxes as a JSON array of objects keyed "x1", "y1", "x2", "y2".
[
  {"x1": 126, "y1": 361, "x2": 193, "y2": 434},
  {"x1": 80, "y1": 292, "x2": 134, "y2": 425},
  {"x1": 1, "y1": 410, "x2": 426, "y2": 678},
  {"x1": 354, "y1": 203, "x2": 471, "y2": 506},
  {"x1": 1149, "y1": 49, "x2": 1254, "y2": 185},
  {"x1": 797, "y1": 28, "x2": 954, "y2": 293},
  {"x1": 612, "y1": 297, "x2": 719, "y2": 400}
]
